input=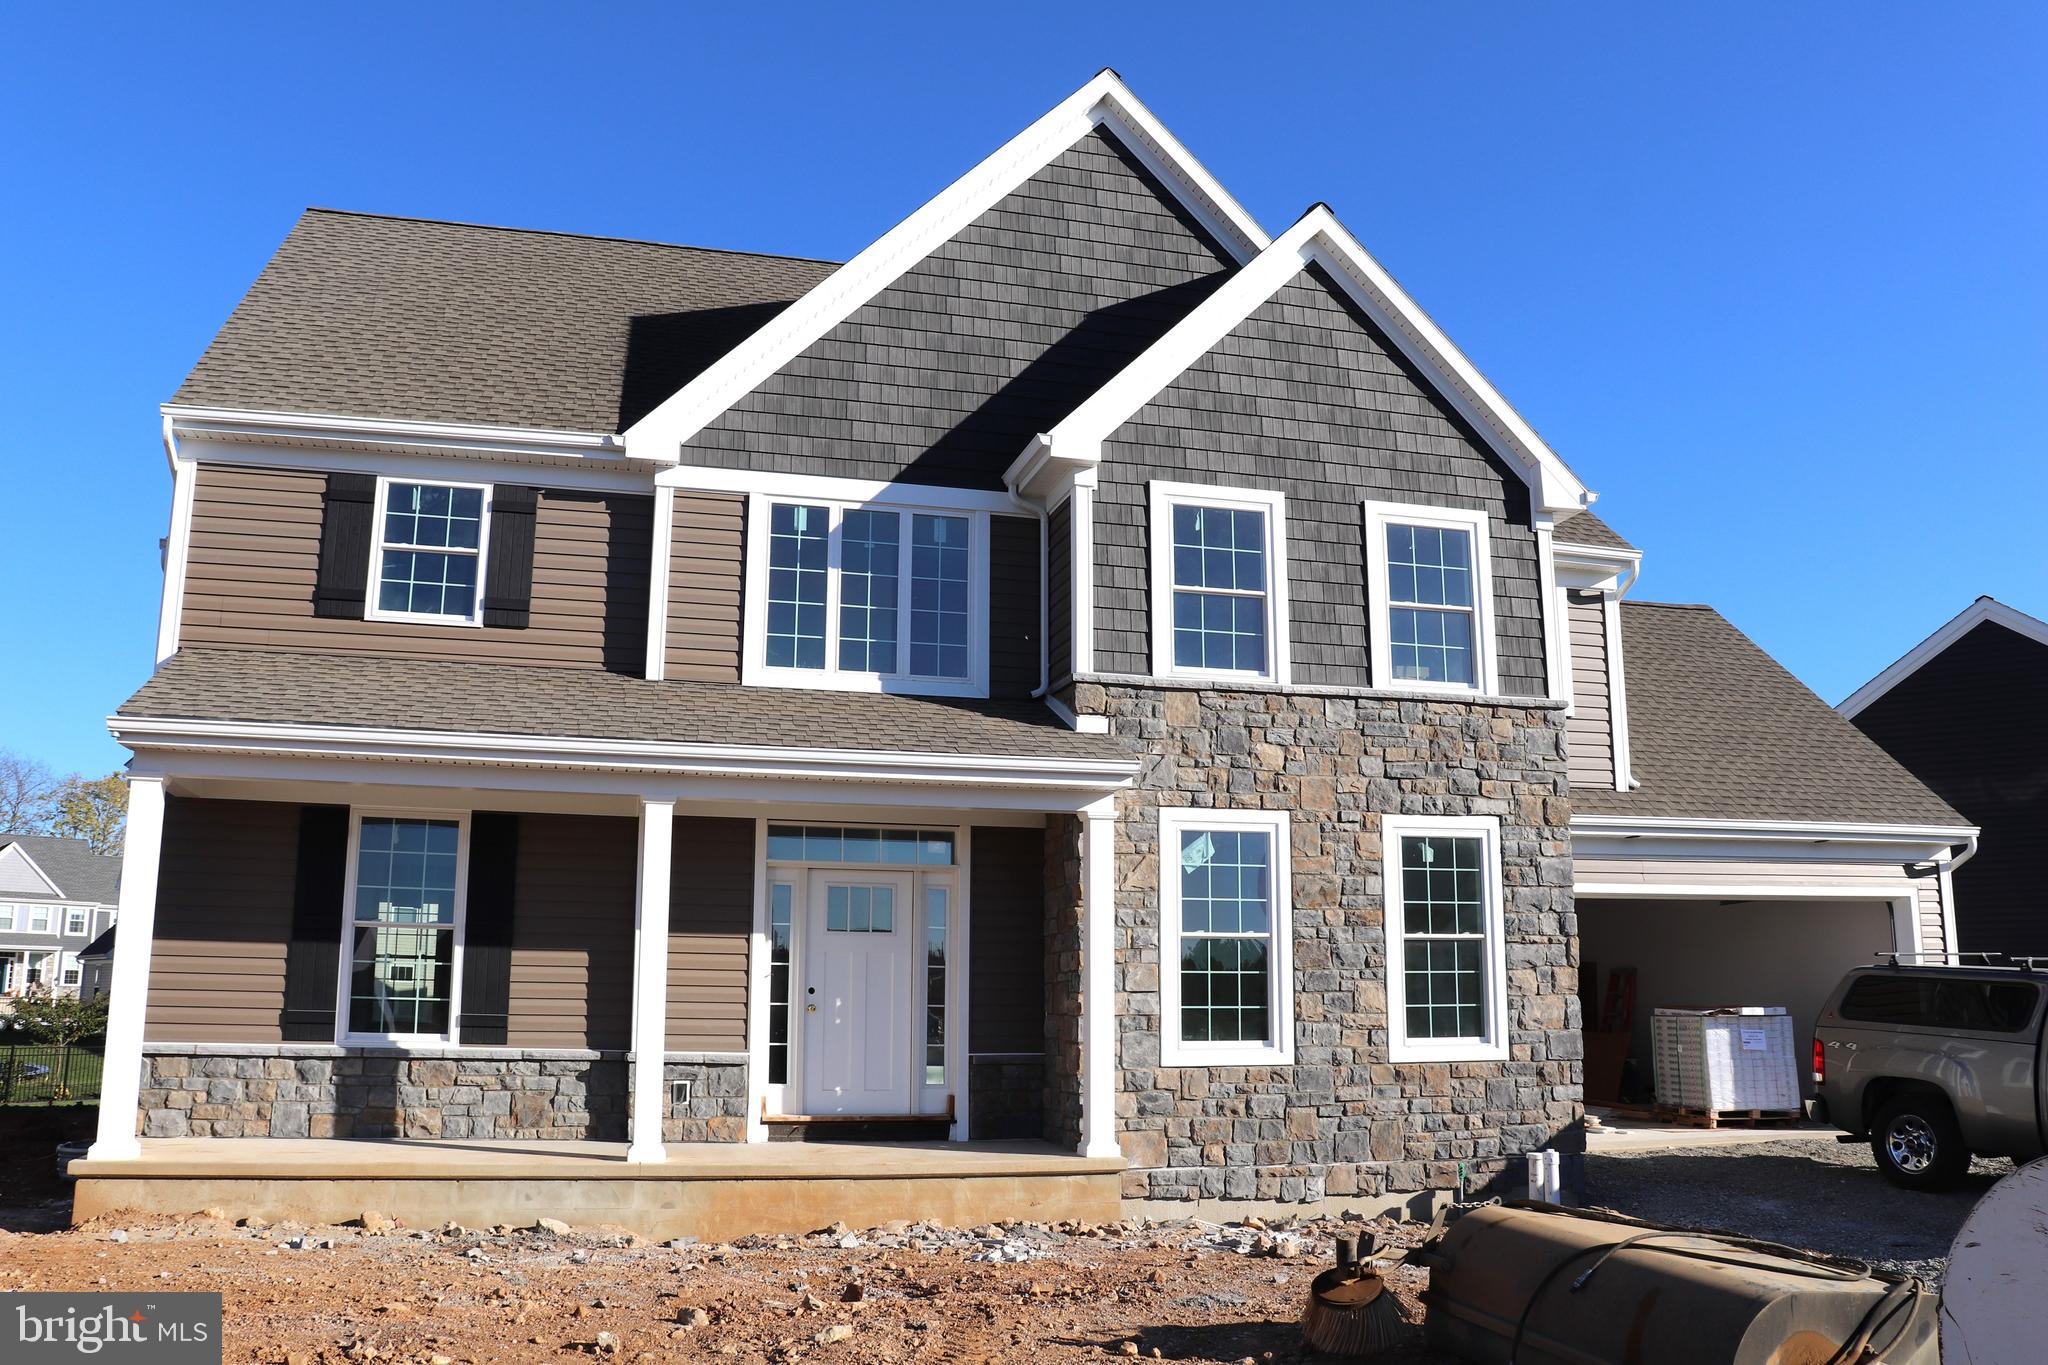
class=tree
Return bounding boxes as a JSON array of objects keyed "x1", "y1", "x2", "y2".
[
  {"x1": 51, "y1": 774, "x2": 127, "y2": 854},
  {"x1": 0, "y1": 750, "x2": 60, "y2": 834}
]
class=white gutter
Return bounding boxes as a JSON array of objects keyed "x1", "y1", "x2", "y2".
[
  {"x1": 1571, "y1": 813, "x2": 1980, "y2": 846},
  {"x1": 108, "y1": 714, "x2": 1140, "y2": 792},
  {"x1": 163, "y1": 404, "x2": 633, "y2": 465}
]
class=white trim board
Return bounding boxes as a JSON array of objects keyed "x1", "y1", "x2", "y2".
[
  {"x1": 1146, "y1": 481, "x2": 1292, "y2": 687},
  {"x1": 1837, "y1": 597, "x2": 2048, "y2": 718},
  {"x1": 623, "y1": 71, "x2": 1269, "y2": 463},
  {"x1": 163, "y1": 404, "x2": 634, "y2": 467},
  {"x1": 1041, "y1": 205, "x2": 1593, "y2": 515}
]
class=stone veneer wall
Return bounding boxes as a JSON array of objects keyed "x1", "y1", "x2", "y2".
[
  {"x1": 1075, "y1": 682, "x2": 1581, "y2": 1203},
  {"x1": 135, "y1": 1046, "x2": 746, "y2": 1143},
  {"x1": 1041, "y1": 813, "x2": 1084, "y2": 1150}
]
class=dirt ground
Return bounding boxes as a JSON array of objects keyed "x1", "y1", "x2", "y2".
[{"x1": 0, "y1": 1120, "x2": 1995, "y2": 1364}]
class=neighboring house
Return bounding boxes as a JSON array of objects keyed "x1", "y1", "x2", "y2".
[
  {"x1": 86, "y1": 73, "x2": 1968, "y2": 1212},
  {"x1": 1840, "y1": 598, "x2": 2047, "y2": 958},
  {"x1": 78, "y1": 925, "x2": 117, "y2": 1003},
  {"x1": 0, "y1": 834, "x2": 121, "y2": 1003}
]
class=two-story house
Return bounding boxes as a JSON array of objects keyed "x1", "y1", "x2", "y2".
[
  {"x1": 0, "y1": 834, "x2": 120, "y2": 1003},
  {"x1": 78, "y1": 73, "x2": 1971, "y2": 1230}
]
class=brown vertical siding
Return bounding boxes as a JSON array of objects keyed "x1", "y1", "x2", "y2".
[
  {"x1": 988, "y1": 514, "x2": 1041, "y2": 699},
  {"x1": 505, "y1": 815, "x2": 635, "y2": 1050},
  {"x1": 665, "y1": 491, "x2": 746, "y2": 683},
  {"x1": 969, "y1": 825, "x2": 1047, "y2": 1054},
  {"x1": 667, "y1": 817, "x2": 754, "y2": 1052},
  {"x1": 182, "y1": 463, "x2": 651, "y2": 671},
  {"x1": 1566, "y1": 590, "x2": 1616, "y2": 791},
  {"x1": 145, "y1": 797, "x2": 300, "y2": 1043}
]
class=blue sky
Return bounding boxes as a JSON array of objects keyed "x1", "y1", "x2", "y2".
[{"x1": 3, "y1": 4, "x2": 2042, "y2": 776}]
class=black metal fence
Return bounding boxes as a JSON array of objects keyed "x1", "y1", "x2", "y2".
[{"x1": 0, "y1": 1043, "x2": 105, "y2": 1104}]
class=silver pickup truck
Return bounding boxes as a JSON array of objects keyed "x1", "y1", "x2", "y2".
[{"x1": 1812, "y1": 961, "x2": 2048, "y2": 1188}]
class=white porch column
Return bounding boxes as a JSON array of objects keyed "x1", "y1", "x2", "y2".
[
  {"x1": 1079, "y1": 797, "x2": 1119, "y2": 1159},
  {"x1": 89, "y1": 774, "x2": 166, "y2": 1161},
  {"x1": 627, "y1": 798, "x2": 674, "y2": 1164}
]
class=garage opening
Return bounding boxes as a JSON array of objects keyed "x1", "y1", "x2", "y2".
[{"x1": 1577, "y1": 896, "x2": 1899, "y2": 1105}]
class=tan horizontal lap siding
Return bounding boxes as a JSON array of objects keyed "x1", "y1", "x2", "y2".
[
  {"x1": 145, "y1": 797, "x2": 299, "y2": 1043},
  {"x1": 506, "y1": 815, "x2": 635, "y2": 1050},
  {"x1": 182, "y1": 464, "x2": 650, "y2": 671},
  {"x1": 1566, "y1": 591, "x2": 1614, "y2": 791},
  {"x1": 666, "y1": 491, "x2": 745, "y2": 683},
  {"x1": 1574, "y1": 854, "x2": 1949, "y2": 953},
  {"x1": 667, "y1": 817, "x2": 754, "y2": 1052}
]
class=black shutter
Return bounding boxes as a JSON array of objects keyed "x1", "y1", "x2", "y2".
[
  {"x1": 481, "y1": 486, "x2": 539, "y2": 628},
  {"x1": 459, "y1": 812, "x2": 518, "y2": 1044},
  {"x1": 281, "y1": 805, "x2": 350, "y2": 1041},
  {"x1": 312, "y1": 473, "x2": 377, "y2": 618}
]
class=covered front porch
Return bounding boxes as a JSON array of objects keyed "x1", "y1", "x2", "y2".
[
  {"x1": 91, "y1": 658, "x2": 1137, "y2": 1231},
  {"x1": 69, "y1": 1135, "x2": 1123, "y2": 1240}
]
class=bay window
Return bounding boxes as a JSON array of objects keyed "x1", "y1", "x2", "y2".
[
  {"x1": 746, "y1": 498, "x2": 986, "y2": 696},
  {"x1": 1381, "y1": 814, "x2": 1507, "y2": 1062},
  {"x1": 1158, "y1": 807, "x2": 1294, "y2": 1067}
]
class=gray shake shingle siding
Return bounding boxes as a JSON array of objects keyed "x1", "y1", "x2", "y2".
[
  {"x1": 1047, "y1": 499, "x2": 1074, "y2": 686},
  {"x1": 1096, "y1": 264, "x2": 1548, "y2": 695},
  {"x1": 121, "y1": 649, "x2": 1124, "y2": 763},
  {"x1": 684, "y1": 127, "x2": 1238, "y2": 491}
]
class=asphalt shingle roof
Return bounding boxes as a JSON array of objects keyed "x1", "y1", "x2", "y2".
[
  {"x1": 1553, "y1": 509, "x2": 1635, "y2": 552},
  {"x1": 172, "y1": 210, "x2": 840, "y2": 433},
  {"x1": 119, "y1": 650, "x2": 1127, "y2": 764},
  {"x1": 1575, "y1": 603, "x2": 1970, "y2": 827},
  {"x1": 0, "y1": 834, "x2": 122, "y2": 904}
]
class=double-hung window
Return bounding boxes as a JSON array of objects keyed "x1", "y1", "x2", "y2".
[
  {"x1": 64, "y1": 909, "x2": 87, "y2": 936},
  {"x1": 27, "y1": 906, "x2": 50, "y2": 934},
  {"x1": 368, "y1": 479, "x2": 491, "y2": 625},
  {"x1": 1363, "y1": 501, "x2": 1496, "y2": 694},
  {"x1": 1148, "y1": 482, "x2": 1290, "y2": 684},
  {"x1": 339, "y1": 814, "x2": 466, "y2": 1043},
  {"x1": 1159, "y1": 808, "x2": 1294, "y2": 1067},
  {"x1": 747, "y1": 498, "x2": 986, "y2": 696},
  {"x1": 1382, "y1": 814, "x2": 1507, "y2": 1062}
]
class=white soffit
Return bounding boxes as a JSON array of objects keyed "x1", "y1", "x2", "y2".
[
  {"x1": 1837, "y1": 597, "x2": 2048, "y2": 719},
  {"x1": 621, "y1": 70, "x2": 1270, "y2": 463},
  {"x1": 1047, "y1": 205, "x2": 1593, "y2": 514}
]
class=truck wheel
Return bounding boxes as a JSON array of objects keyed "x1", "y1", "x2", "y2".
[{"x1": 1870, "y1": 1093, "x2": 1970, "y2": 1190}]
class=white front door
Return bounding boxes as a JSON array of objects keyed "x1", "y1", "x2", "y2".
[{"x1": 802, "y1": 871, "x2": 915, "y2": 1115}]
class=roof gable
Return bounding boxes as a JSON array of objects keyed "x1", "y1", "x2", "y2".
[
  {"x1": 624, "y1": 71, "x2": 1269, "y2": 463},
  {"x1": 1838, "y1": 597, "x2": 2048, "y2": 719},
  {"x1": 1035, "y1": 206, "x2": 1591, "y2": 512},
  {"x1": 0, "y1": 843, "x2": 60, "y2": 898}
]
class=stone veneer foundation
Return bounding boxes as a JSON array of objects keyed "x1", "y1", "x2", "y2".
[
  {"x1": 134, "y1": 1045, "x2": 747, "y2": 1143},
  {"x1": 1074, "y1": 681, "x2": 1582, "y2": 1203}
]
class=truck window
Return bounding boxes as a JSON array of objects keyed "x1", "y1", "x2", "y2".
[{"x1": 1838, "y1": 975, "x2": 2041, "y2": 1032}]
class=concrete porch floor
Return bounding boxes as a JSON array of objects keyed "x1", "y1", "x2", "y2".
[{"x1": 70, "y1": 1139, "x2": 1124, "y2": 1240}]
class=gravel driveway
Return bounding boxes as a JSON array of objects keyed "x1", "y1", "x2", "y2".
[{"x1": 1584, "y1": 1136, "x2": 2013, "y2": 1284}]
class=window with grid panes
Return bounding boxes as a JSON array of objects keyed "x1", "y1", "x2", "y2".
[
  {"x1": 1170, "y1": 503, "x2": 1269, "y2": 674},
  {"x1": 1396, "y1": 833, "x2": 1487, "y2": 1040},
  {"x1": 1385, "y1": 523, "x2": 1476, "y2": 686},
  {"x1": 374, "y1": 482, "x2": 487, "y2": 622},
  {"x1": 1175, "y1": 827, "x2": 1275, "y2": 1045}
]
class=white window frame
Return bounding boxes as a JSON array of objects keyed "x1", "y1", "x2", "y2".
[
  {"x1": 64, "y1": 908, "x2": 88, "y2": 937},
  {"x1": 1363, "y1": 500, "x2": 1498, "y2": 696},
  {"x1": 363, "y1": 476, "x2": 494, "y2": 627},
  {"x1": 27, "y1": 906, "x2": 50, "y2": 934},
  {"x1": 1381, "y1": 813, "x2": 1508, "y2": 1063},
  {"x1": 1148, "y1": 481, "x2": 1291, "y2": 686},
  {"x1": 1158, "y1": 806, "x2": 1294, "y2": 1067},
  {"x1": 60, "y1": 952, "x2": 80, "y2": 988},
  {"x1": 0, "y1": 906, "x2": 13, "y2": 932},
  {"x1": 333, "y1": 809, "x2": 470, "y2": 1048},
  {"x1": 741, "y1": 496, "x2": 991, "y2": 698}
]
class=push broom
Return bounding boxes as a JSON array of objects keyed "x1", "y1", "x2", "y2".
[{"x1": 1300, "y1": 1232, "x2": 1412, "y2": 1358}]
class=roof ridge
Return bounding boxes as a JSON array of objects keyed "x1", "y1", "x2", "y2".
[{"x1": 300, "y1": 207, "x2": 844, "y2": 267}]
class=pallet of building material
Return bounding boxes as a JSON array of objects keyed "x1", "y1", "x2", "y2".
[{"x1": 1653, "y1": 1105, "x2": 1801, "y2": 1130}]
